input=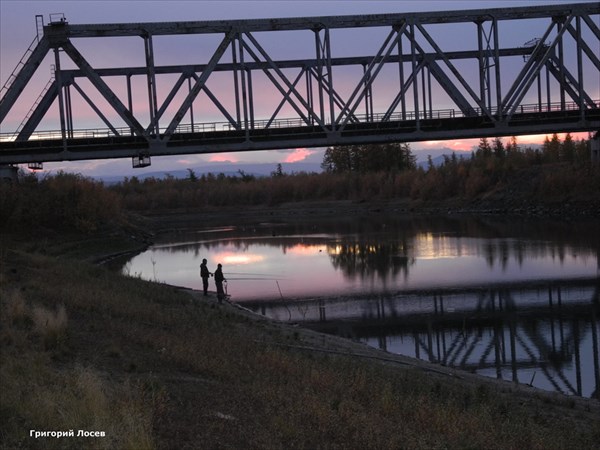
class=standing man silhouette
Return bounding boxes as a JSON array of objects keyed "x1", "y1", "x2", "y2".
[
  {"x1": 214, "y1": 263, "x2": 227, "y2": 303},
  {"x1": 200, "y1": 258, "x2": 212, "y2": 296}
]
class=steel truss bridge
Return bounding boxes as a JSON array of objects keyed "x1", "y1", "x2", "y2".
[{"x1": 0, "y1": 2, "x2": 599, "y2": 169}]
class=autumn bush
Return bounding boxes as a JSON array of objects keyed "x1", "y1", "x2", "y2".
[{"x1": 0, "y1": 171, "x2": 122, "y2": 232}]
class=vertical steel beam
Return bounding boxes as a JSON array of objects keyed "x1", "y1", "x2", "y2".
[
  {"x1": 127, "y1": 74, "x2": 133, "y2": 135},
  {"x1": 397, "y1": 33, "x2": 406, "y2": 120},
  {"x1": 410, "y1": 22, "x2": 420, "y2": 129},
  {"x1": 144, "y1": 34, "x2": 159, "y2": 135},
  {"x1": 187, "y1": 77, "x2": 195, "y2": 132},
  {"x1": 53, "y1": 47, "x2": 67, "y2": 148},
  {"x1": 65, "y1": 84, "x2": 73, "y2": 138},
  {"x1": 421, "y1": 63, "x2": 427, "y2": 119},
  {"x1": 493, "y1": 18, "x2": 502, "y2": 118},
  {"x1": 237, "y1": 33, "x2": 250, "y2": 136},
  {"x1": 231, "y1": 34, "x2": 242, "y2": 129},
  {"x1": 576, "y1": 16, "x2": 585, "y2": 118},
  {"x1": 313, "y1": 29, "x2": 326, "y2": 126},
  {"x1": 305, "y1": 68, "x2": 313, "y2": 124},
  {"x1": 427, "y1": 68, "x2": 432, "y2": 119},
  {"x1": 247, "y1": 68, "x2": 255, "y2": 129},
  {"x1": 556, "y1": 19, "x2": 566, "y2": 109},
  {"x1": 322, "y1": 27, "x2": 335, "y2": 130},
  {"x1": 477, "y1": 21, "x2": 487, "y2": 110}
]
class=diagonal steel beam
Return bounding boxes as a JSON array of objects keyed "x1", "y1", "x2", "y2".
[
  {"x1": 70, "y1": 80, "x2": 120, "y2": 136},
  {"x1": 425, "y1": 57, "x2": 475, "y2": 116},
  {"x1": 195, "y1": 80, "x2": 239, "y2": 130},
  {"x1": 242, "y1": 31, "x2": 326, "y2": 129},
  {"x1": 415, "y1": 22, "x2": 493, "y2": 120},
  {"x1": 146, "y1": 72, "x2": 187, "y2": 134},
  {"x1": 501, "y1": 20, "x2": 557, "y2": 114},
  {"x1": 581, "y1": 12, "x2": 600, "y2": 40},
  {"x1": 60, "y1": 40, "x2": 147, "y2": 138},
  {"x1": 382, "y1": 59, "x2": 424, "y2": 122},
  {"x1": 506, "y1": 15, "x2": 574, "y2": 119},
  {"x1": 266, "y1": 68, "x2": 306, "y2": 128},
  {"x1": 0, "y1": 36, "x2": 51, "y2": 122},
  {"x1": 337, "y1": 23, "x2": 407, "y2": 128},
  {"x1": 546, "y1": 55, "x2": 595, "y2": 108},
  {"x1": 16, "y1": 81, "x2": 58, "y2": 141},
  {"x1": 162, "y1": 30, "x2": 236, "y2": 141},
  {"x1": 308, "y1": 67, "x2": 358, "y2": 123},
  {"x1": 565, "y1": 22, "x2": 600, "y2": 71}
]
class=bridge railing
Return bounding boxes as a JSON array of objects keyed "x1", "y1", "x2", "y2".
[{"x1": 1, "y1": 100, "x2": 598, "y2": 143}]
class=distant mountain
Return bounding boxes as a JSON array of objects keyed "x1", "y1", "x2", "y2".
[
  {"x1": 412, "y1": 147, "x2": 472, "y2": 169},
  {"x1": 94, "y1": 146, "x2": 483, "y2": 183},
  {"x1": 96, "y1": 161, "x2": 323, "y2": 184}
]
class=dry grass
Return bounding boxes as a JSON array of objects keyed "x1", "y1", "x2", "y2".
[
  {"x1": 31, "y1": 303, "x2": 68, "y2": 350},
  {"x1": 1, "y1": 235, "x2": 599, "y2": 449},
  {"x1": 0, "y1": 279, "x2": 156, "y2": 450}
]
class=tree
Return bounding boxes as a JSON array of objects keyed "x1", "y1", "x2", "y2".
[
  {"x1": 543, "y1": 133, "x2": 561, "y2": 162},
  {"x1": 271, "y1": 163, "x2": 285, "y2": 178},
  {"x1": 560, "y1": 132, "x2": 575, "y2": 163},
  {"x1": 321, "y1": 142, "x2": 416, "y2": 173},
  {"x1": 506, "y1": 136, "x2": 519, "y2": 154},
  {"x1": 321, "y1": 146, "x2": 353, "y2": 173},
  {"x1": 574, "y1": 138, "x2": 590, "y2": 165},
  {"x1": 492, "y1": 137, "x2": 505, "y2": 158},
  {"x1": 476, "y1": 137, "x2": 492, "y2": 158},
  {"x1": 187, "y1": 168, "x2": 198, "y2": 182}
]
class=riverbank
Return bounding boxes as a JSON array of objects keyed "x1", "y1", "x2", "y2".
[{"x1": 1, "y1": 210, "x2": 600, "y2": 449}]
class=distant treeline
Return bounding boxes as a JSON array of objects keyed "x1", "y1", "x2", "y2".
[
  {"x1": 1, "y1": 133, "x2": 598, "y2": 232},
  {"x1": 110, "y1": 133, "x2": 598, "y2": 210}
]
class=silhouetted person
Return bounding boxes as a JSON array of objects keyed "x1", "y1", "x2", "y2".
[
  {"x1": 214, "y1": 263, "x2": 227, "y2": 303},
  {"x1": 200, "y1": 258, "x2": 212, "y2": 296}
]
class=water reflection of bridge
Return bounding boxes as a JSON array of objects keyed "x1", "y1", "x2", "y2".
[{"x1": 244, "y1": 279, "x2": 600, "y2": 398}]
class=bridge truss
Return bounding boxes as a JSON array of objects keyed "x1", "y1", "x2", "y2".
[{"x1": 0, "y1": 2, "x2": 599, "y2": 168}]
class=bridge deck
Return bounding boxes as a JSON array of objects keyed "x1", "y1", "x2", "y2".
[{"x1": 1, "y1": 105, "x2": 598, "y2": 164}]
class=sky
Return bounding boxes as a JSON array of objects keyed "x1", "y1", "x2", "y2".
[{"x1": 0, "y1": 0, "x2": 597, "y2": 177}]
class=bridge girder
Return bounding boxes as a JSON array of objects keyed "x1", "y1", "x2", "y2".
[{"x1": 1, "y1": 2, "x2": 599, "y2": 166}]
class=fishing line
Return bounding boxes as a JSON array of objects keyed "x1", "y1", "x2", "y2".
[{"x1": 223, "y1": 277, "x2": 283, "y2": 281}]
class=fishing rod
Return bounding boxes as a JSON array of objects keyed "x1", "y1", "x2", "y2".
[
  {"x1": 222, "y1": 277, "x2": 285, "y2": 281},
  {"x1": 222, "y1": 272, "x2": 281, "y2": 277}
]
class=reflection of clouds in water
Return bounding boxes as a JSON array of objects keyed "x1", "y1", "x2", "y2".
[
  {"x1": 125, "y1": 217, "x2": 599, "y2": 299},
  {"x1": 213, "y1": 252, "x2": 265, "y2": 265}
]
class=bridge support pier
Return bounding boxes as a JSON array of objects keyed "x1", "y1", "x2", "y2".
[{"x1": 0, "y1": 165, "x2": 18, "y2": 183}]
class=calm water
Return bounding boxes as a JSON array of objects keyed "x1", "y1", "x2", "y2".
[{"x1": 123, "y1": 214, "x2": 600, "y2": 398}]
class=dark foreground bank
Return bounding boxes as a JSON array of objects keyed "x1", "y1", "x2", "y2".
[{"x1": 1, "y1": 210, "x2": 600, "y2": 450}]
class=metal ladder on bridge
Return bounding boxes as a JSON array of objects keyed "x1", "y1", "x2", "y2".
[
  {"x1": 0, "y1": 15, "x2": 44, "y2": 101},
  {"x1": 10, "y1": 69, "x2": 55, "y2": 142}
]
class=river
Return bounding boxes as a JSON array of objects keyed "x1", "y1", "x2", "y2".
[{"x1": 123, "y1": 213, "x2": 600, "y2": 398}]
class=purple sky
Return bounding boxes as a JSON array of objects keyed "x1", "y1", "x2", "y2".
[{"x1": 0, "y1": 0, "x2": 597, "y2": 177}]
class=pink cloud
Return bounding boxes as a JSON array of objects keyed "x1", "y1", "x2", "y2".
[
  {"x1": 209, "y1": 154, "x2": 238, "y2": 163},
  {"x1": 284, "y1": 148, "x2": 314, "y2": 163}
]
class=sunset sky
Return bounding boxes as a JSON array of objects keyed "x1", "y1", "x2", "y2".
[{"x1": 0, "y1": 0, "x2": 596, "y2": 177}]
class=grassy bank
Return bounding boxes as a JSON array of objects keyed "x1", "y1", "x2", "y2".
[{"x1": 1, "y1": 228, "x2": 600, "y2": 449}]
